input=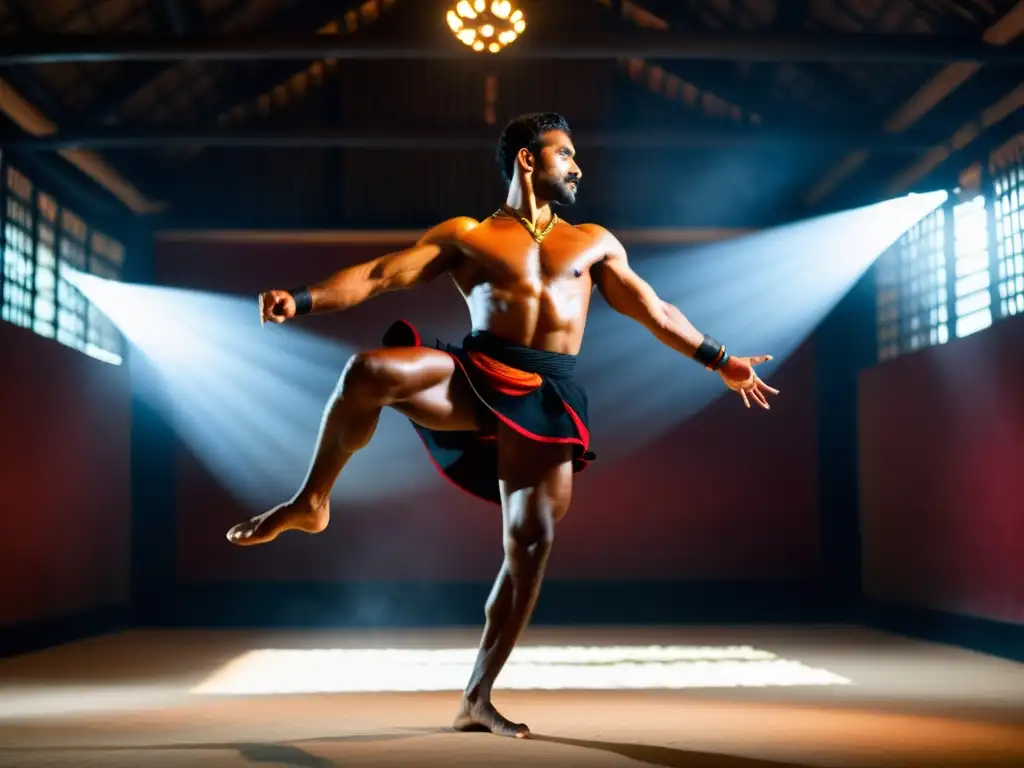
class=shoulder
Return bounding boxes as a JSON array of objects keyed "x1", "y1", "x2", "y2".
[
  {"x1": 575, "y1": 223, "x2": 626, "y2": 261},
  {"x1": 417, "y1": 216, "x2": 480, "y2": 247}
]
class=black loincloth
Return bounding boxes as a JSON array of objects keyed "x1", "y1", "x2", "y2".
[{"x1": 381, "y1": 319, "x2": 595, "y2": 505}]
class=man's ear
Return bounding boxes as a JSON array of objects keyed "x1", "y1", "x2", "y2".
[{"x1": 516, "y1": 147, "x2": 535, "y2": 175}]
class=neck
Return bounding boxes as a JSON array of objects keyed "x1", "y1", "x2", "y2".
[{"x1": 504, "y1": 180, "x2": 554, "y2": 229}]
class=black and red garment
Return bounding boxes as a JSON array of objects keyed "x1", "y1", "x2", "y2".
[{"x1": 382, "y1": 319, "x2": 596, "y2": 504}]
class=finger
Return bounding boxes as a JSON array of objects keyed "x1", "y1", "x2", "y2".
[
  {"x1": 740, "y1": 390, "x2": 750, "y2": 408},
  {"x1": 748, "y1": 354, "x2": 774, "y2": 366},
  {"x1": 757, "y1": 378, "x2": 780, "y2": 396},
  {"x1": 752, "y1": 388, "x2": 770, "y2": 409}
]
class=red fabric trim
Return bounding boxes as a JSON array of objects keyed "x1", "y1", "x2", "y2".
[
  {"x1": 396, "y1": 318, "x2": 422, "y2": 347},
  {"x1": 492, "y1": 383, "x2": 537, "y2": 396},
  {"x1": 561, "y1": 401, "x2": 591, "y2": 451},
  {"x1": 448, "y1": 353, "x2": 587, "y2": 450}
]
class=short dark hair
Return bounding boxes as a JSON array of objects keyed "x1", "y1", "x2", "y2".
[{"x1": 496, "y1": 112, "x2": 572, "y2": 184}]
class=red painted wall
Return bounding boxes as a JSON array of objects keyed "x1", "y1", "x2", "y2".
[
  {"x1": 156, "y1": 239, "x2": 820, "y2": 584},
  {"x1": 859, "y1": 314, "x2": 1024, "y2": 625},
  {"x1": 0, "y1": 324, "x2": 131, "y2": 626}
]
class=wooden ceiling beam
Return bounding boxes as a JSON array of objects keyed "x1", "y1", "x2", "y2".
[
  {"x1": 5, "y1": 29, "x2": 1024, "y2": 66},
  {"x1": 803, "y1": 1, "x2": 1024, "y2": 207}
]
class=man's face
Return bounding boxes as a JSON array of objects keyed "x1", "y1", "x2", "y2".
[{"x1": 531, "y1": 129, "x2": 581, "y2": 206}]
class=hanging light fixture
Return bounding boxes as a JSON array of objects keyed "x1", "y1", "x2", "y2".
[{"x1": 446, "y1": 1, "x2": 526, "y2": 54}]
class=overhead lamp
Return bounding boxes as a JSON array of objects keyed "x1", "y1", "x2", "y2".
[{"x1": 446, "y1": 1, "x2": 526, "y2": 54}]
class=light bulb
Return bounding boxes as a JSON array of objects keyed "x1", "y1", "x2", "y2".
[{"x1": 448, "y1": 2, "x2": 525, "y2": 53}]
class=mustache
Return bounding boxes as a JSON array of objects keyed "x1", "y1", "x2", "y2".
[{"x1": 564, "y1": 175, "x2": 580, "y2": 186}]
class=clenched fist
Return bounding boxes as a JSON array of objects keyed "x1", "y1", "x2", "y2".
[{"x1": 258, "y1": 289, "x2": 297, "y2": 325}]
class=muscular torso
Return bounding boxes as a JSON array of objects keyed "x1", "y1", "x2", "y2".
[{"x1": 446, "y1": 215, "x2": 607, "y2": 355}]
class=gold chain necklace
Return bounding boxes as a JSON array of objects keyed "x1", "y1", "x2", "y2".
[{"x1": 493, "y1": 206, "x2": 559, "y2": 244}]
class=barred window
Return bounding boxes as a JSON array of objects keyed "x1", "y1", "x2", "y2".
[
  {"x1": 2, "y1": 165, "x2": 35, "y2": 330},
  {"x1": 875, "y1": 205, "x2": 948, "y2": 361},
  {"x1": 86, "y1": 231, "x2": 125, "y2": 365},
  {"x1": 952, "y1": 194, "x2": 993, "y2": 338},
  {"x1": 33, "y1": 192, "x2": 58, "y2": 339},
  {"x1": 993, "y1": 163, "x2": 1024, "y2": 318},
  {"x1": 1, "y1": 159, "x2": 125, "y2": 366},
  {"x1": 56, "y1": 208, "x2": 89, "y2": 351}
]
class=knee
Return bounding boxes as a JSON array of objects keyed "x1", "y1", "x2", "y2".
[
  {"x1": 505, "y1": 505, "x2": 557, "y2": 562},
  {"x1": 339, "y1": 351, "x2": 400, "y2": 402}
]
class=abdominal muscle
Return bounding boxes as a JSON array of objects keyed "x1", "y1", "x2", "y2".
[{"x1": 458, "y1": 277, "x2": 593, "y2": 355}]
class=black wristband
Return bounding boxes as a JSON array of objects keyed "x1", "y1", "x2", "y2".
[
  {"x1": 288, "y1": 286, "x2": 313, "y2": 315},
  {"x1": 694, "y1": 333, "x2": 727, "y2": 370}
]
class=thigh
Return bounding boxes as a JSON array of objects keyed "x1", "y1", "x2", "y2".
[
  {"x1": 497, "y1": 424, "x2": 575, "y2": 540},
  {"x1": 356, "y1": 346, "x2": 485, "y2": 432}
]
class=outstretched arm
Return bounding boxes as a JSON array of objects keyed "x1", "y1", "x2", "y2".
[
  {"x1": 585, "y1": 224, "x2": 706, "y2": 357},
  {"x1": 259, "y1": 217, "x2": 476, "y2": 322},
  {"x1": 584, "y1": 224, "x2": 778, "y2": 408}
]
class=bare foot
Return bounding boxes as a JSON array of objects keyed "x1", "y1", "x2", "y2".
[
  {"x1": 225, "y1": 498, "x2": 329, "y2": 546},
  {"x1": 453, "y1": 697, "x2": 530, "y2": 739}
]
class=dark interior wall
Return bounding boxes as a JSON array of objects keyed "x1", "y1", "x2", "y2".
[
  {"x1": 859, "y1": 314, "x2": 1024, "y2": 625},
  {"x1": 0, "y1": 324, "x2": 132, "y2": 627},
  {"x1": 154, "y1": 237, "x2": 820, "y2": 586}
]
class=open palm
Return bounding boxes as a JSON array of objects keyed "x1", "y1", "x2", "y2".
[{"x1": 719, "y1": 354, "x2": 779, "y2": 409}]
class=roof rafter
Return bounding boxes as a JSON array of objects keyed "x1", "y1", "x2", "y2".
[
  {"x1": 6, "y1": 29, "x2": 1024, "y2": 65},
  {"x1": 803, "y1": 0, "x2": 1024, "y2": 207}
]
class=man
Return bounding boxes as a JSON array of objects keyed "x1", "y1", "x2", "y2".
[{"x1": 226, "y1": 113, "x2": 778, "y2": 738}]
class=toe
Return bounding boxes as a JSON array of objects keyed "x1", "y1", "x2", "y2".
[{"x1": 226, "y1": 523, "x2": 254, "y2": 544}]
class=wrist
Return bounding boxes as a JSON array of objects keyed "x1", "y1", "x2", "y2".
[
  {"x1": 693, "y1": 333, "x2": 730, "y2": 371},
  {"x1": 287, "y1": 286, "x2": 314, "y2": 315}
]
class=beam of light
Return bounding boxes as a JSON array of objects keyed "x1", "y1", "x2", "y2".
[
  {"x1": 191, "y1": 644, "x2": 851, "y2": 694},
  {"x1": 63, "y1": 272, "x2": 445, "y2": 508},
  {"x1": 64, "y1": 191, "x2": 945, "y2": 509},
  {"x1": 578, "y1": 190, "x2": 949, "y2": 458}
]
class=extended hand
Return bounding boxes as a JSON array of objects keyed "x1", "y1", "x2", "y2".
[
  {"x1": 258, "y1": 289, "x2": 297, "y2": 325},
  {"x1": 718, "y1": 354, "x2": 779, "y2": 409}
]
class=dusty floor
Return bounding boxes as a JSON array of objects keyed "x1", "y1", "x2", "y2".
[{"x1": 0, "y1": 624, "x2": 1022, "y2": 767}]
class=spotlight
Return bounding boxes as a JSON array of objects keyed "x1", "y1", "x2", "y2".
[{"x1": 447, "y1": 0, "x2": 524, "y2": 54}]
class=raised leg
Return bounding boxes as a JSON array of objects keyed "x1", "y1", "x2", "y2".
[
  {"x1": 453, "y1": 425, "x2": 574, "y2": 737},
  {"x1": 226, "y1": 346, "x2": 482, "y2": 545}
]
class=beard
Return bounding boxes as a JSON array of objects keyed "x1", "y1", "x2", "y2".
[{"x1": 536, "y1": 175, "x2": 579, "y2": 206}]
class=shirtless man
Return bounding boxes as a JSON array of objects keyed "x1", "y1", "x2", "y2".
[{"x1": 225, "y1": 112, "x2": 778, "y2": 738}]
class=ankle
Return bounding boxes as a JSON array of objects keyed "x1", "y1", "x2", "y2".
[
  {"x1": 292, "y1": 493, "x2": 330, "y2": 525},
  {"x1": 464, "y1": 685, "x2": 491, "y2": 705}
]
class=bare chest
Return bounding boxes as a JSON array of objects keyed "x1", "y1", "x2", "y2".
[{"x1": 456, "y1": 221, "x2": 602, "y2": 294}]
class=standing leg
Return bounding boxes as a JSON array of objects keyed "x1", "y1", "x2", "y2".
[
  {"x1": 454, "y1": 425, "x2": 574, "y2": 738},
  {"x1": 226, "y1": 346, "x2": 481, "y2": 545}
]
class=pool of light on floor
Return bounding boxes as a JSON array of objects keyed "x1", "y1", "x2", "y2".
[{"x1": 191, "y1": 645, "x2": 851, "y2": 695}]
